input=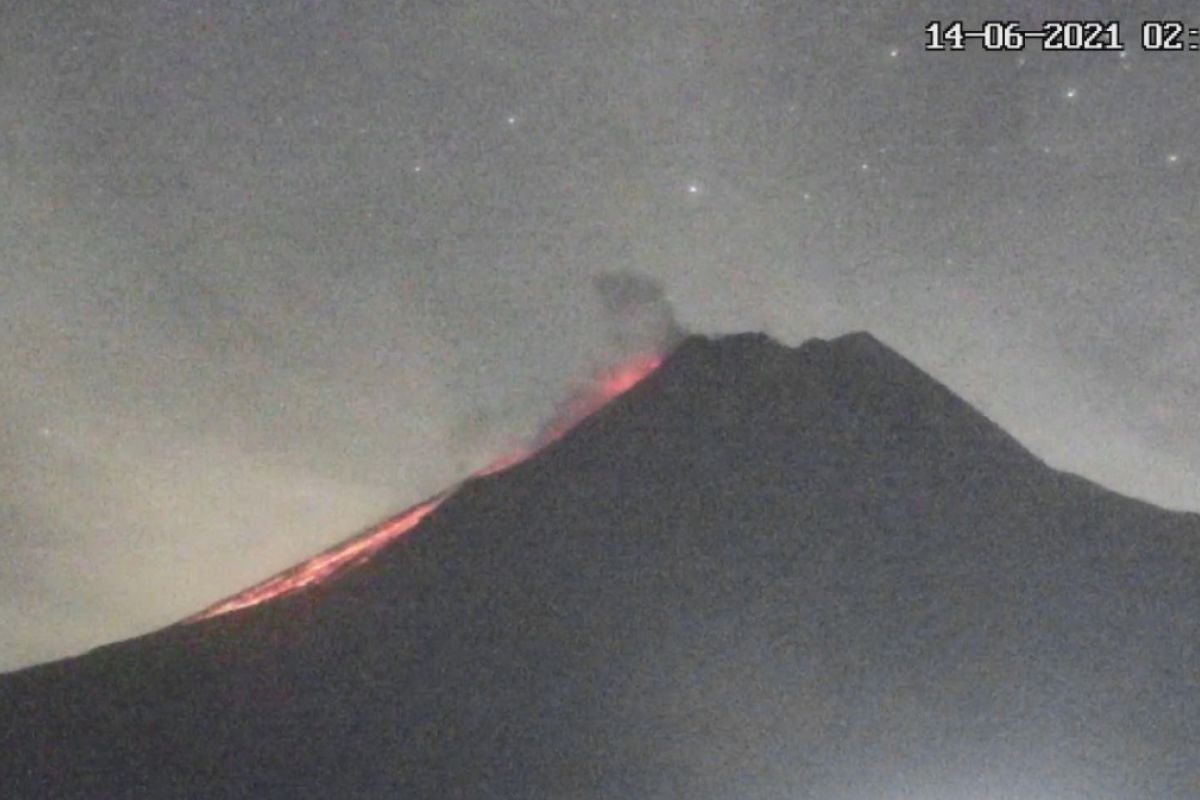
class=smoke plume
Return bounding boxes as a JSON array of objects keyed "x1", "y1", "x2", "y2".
[{"x1": 592, "y1": 270, "x2": 687, "y2": 356}]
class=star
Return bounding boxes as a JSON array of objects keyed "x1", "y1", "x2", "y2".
[
  {"x1": 889, "y1": 48, "x2": 899, "y2": 58},
  {"x1": 506, "y1": 116, "x2": 517, "y2": 126},
  {"x1": 687, "y1": 183, "x2": 700, "y2": 194}
]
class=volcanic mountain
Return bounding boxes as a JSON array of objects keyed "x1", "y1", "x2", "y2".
[{"x1": 2, "y1": 332, "x2": 1198, "y2": 798}]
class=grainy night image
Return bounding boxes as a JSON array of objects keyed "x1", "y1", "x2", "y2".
[{"x1": 1, "y1": 2, "x2": 1197, "y2": 797}]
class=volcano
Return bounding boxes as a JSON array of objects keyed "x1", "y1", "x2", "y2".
[{"x1": 2, "y1": 332, "x2": 1198, "y2": 798}]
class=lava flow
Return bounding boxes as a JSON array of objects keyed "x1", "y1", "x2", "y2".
[{"x1": 186, "y1": 353, "x2": 663, "y2": 623}]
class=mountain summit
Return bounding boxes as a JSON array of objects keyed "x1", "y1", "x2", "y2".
[{"x1": 3, "y1": 332, "x2": 1198, "y2": 798}]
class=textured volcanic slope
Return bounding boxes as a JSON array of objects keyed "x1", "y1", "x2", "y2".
[{"x1": 2, "y1": 332, "x2": 1198, "y2": 799}]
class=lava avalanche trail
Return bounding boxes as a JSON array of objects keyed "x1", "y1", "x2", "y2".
[
  {"x1": 187, "y1": 353, "x2": 663, "y2": 622},
  {"x1": 185, "y1": 496, "x2": 444, "y2": 622},
  {"x1": 6, "y1": 333, "x2": 1200, "y2": 799}
]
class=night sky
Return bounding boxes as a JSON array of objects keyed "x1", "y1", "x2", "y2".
[{"x1": 2, "y1": 1, "x2": 1197, "y2": 671}]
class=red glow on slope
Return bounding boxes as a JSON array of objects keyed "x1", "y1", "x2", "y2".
[
  {"x1": 475, "y1": 448, "x2": 531, "y2": 477},
  {"x1": 544, "y1": 353, "x2": 664, "y2": 443},
  {"x1": 186, "y1": 352, "x2": 663, "y2": 623},
  {"x1": 186, "y1": 498, "x2": 441, "y2": 622}
]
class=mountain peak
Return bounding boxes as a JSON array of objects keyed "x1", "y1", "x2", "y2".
[
  {"x1": 831, "y1": 328, "x2": 887, "y2": 349},
  {"x1": 580, "y1": 330, "x2": 1038, "y2": 480},
  {"x1": 5, "y1": 330, "x2": 1197, "y2": 798}
]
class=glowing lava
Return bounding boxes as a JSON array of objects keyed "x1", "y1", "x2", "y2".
[
  {"x1": 186, "y1": 352, "x2": 663, "y2": 623},
  {"x1": 543, "y1": 353, "x2": 665, "y2": 443},
  {"x1": 186, "y1": 497, "x2": 442, "y2": 622},
  {"x1": 569, "y1": 354, "x2": 663, "y2": 423}
]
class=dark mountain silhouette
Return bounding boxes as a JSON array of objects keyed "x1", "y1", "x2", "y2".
[{"x1": 2, "y1": 332, "x2": 1198, "y2": 798}]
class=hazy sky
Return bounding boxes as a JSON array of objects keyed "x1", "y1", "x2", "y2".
[{"x1": 2, "y1": 0, "x2": 1197, "y2": 671}]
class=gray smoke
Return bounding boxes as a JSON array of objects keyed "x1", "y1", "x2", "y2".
[{"x1": 592, "y1": 271, "x2": 687, "y2": 355}]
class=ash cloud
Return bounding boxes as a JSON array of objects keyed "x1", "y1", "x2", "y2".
[
  {"x1": 592, "y1": 270, "x2": 687, "y2": 356},
  {"x1": 451, "y1": 271, "x2": 685, "y2": 466}
]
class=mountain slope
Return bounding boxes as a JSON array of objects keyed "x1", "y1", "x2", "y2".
[{"x1": 2, "y1": 332, "x2": 1198, "y2": 799}]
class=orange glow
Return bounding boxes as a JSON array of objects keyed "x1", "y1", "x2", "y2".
[
  {"x1": 599, "y1": 354, "x2": 664, "y2": 397},
  {"x1": 475, "y1": 447, "x2": 533, "y2": 477},
  {"x1": 186, "y1": 498, "x2": 441, "y2": 622},
  {"x1": 546, "y1": 354, "x2": 664, "y2": 444},
  {"x1": 187, "y1": 352, "x2": 662, "y2": 622}
]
